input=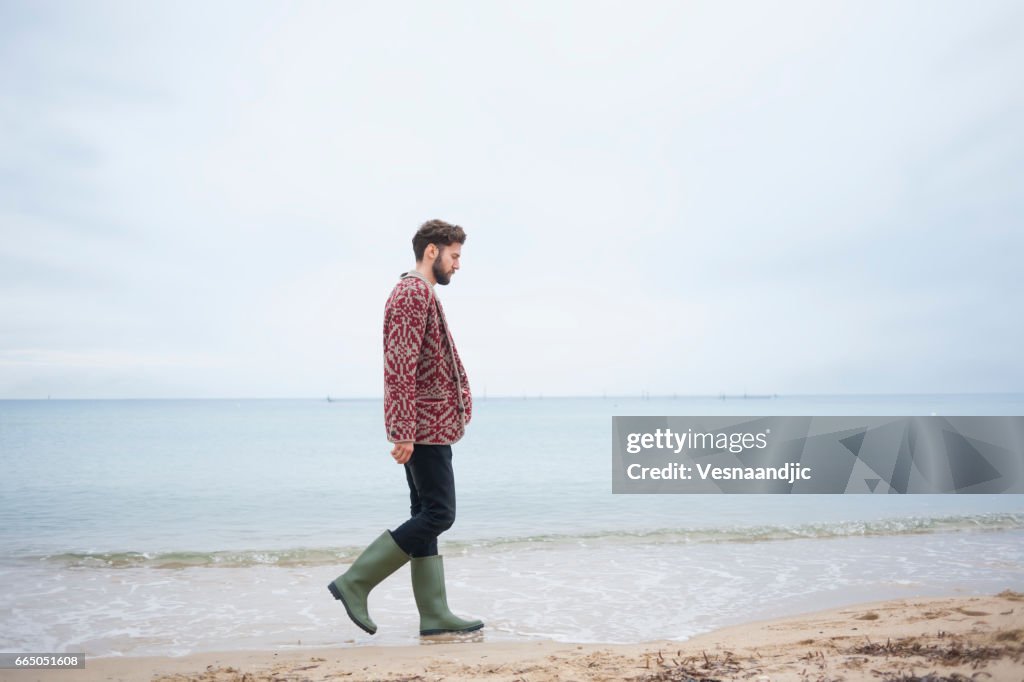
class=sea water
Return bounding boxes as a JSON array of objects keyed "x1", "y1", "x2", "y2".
[{"x1": 1, "y1": 395, "x2": 1022, "y2": 656}]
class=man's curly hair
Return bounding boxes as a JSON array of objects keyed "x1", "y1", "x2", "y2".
[{"x1": 413, "y1": 219, "x2": 467, "y2": 262}]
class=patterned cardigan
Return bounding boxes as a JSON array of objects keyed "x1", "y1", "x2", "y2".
[{"x1": 383, "y1": 270, "x2": 472, "y2": 444}]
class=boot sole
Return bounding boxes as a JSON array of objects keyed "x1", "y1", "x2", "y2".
[
  {"x1": 420, "y1": 622, "x2": 484, "y2": 636},
  {"x1": 327, "y1": 581, "x2": 377, "y2": 635}
]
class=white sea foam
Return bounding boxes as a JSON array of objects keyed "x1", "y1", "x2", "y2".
[{"x1": 1, "y1": 528, "x2": 1022, "y2": 657}]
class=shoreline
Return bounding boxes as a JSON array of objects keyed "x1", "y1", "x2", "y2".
[{"x1": 9, "y1": 591, "x2": 1022, "y2": 681}]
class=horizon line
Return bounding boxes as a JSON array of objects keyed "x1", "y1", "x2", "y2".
[{"x1": 2, "y1": 391, "x2": 1024, "y2": 401}]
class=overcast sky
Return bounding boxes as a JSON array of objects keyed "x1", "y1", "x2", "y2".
[{"x1": 2, "y1": 1, "x2": 1022, "y2": 399}]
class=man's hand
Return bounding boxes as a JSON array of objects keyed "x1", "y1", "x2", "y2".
[{"x1": 391, "y1": 440, "x2": 414, "y2": 464}]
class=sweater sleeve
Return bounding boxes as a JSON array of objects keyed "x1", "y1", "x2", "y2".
[
  {"x1": 383, "y1": 281, "x2": 430, "y2": 442},
  {"x1": 454, "y1": 345, "x2": 472, "y2": 426}
]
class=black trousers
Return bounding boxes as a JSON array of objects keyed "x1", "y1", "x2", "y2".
[{"x1": 389, "y1": 443, "x2": 455, "y2": 558}]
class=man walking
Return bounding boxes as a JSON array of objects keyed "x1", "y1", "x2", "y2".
[{"x1": 328, "y1": 219, "x2": 483, "y2": 636}]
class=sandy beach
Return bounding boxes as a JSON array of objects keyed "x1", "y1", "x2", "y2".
[{"x1": 6, "y1": 591, "x2": 1021, "y2": 682}]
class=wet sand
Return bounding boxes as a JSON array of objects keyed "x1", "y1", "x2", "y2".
[{"x1": 5, "y1": 591, "x2": 1023, "y2": 681}]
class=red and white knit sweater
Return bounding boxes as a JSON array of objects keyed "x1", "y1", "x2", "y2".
[{"x1": 383, "y1": 271, "x2": 472, "y2": 444}]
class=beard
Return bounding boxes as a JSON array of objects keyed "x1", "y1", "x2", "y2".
[{"x1": 432, "y1": 255, "x2": 452, "y2": 285}]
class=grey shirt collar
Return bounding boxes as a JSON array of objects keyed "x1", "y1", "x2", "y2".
[{"x1": 401, "y1": 269, "x2": 435, "y2": 289}]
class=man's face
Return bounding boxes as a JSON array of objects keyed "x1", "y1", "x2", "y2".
[{"x1": 431, "y1": 242, "x2": 461, "y2": 286}]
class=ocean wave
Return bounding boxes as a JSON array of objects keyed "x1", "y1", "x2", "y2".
[{"x1": 28, "y1": 512, "x2": 1024, "y2": 569}]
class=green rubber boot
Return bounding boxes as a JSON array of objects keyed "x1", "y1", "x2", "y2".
[
  {"x1": 327, "y1": 530, "x2": 411, "y2": 635},
  {"x1": 410, "y1": 554, "x2": 484, "y2": 635}
]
